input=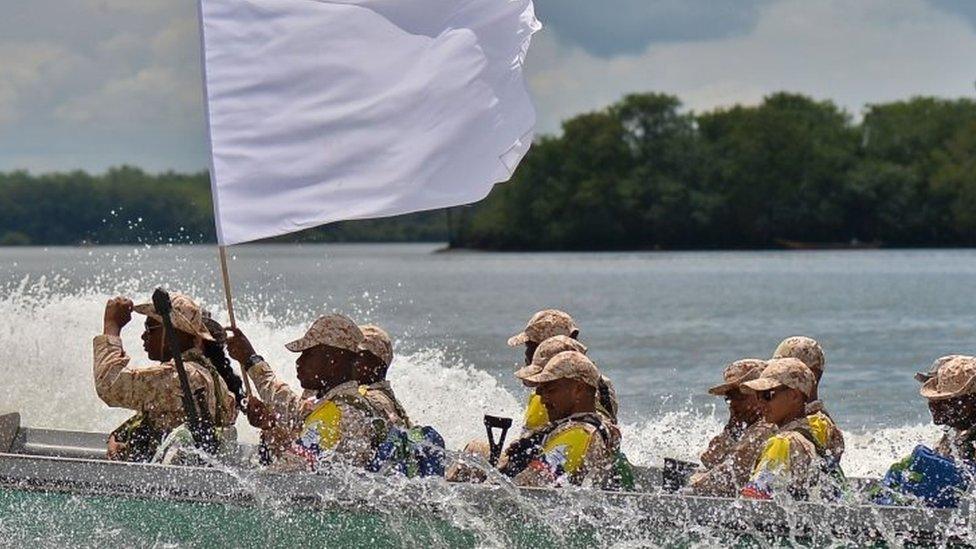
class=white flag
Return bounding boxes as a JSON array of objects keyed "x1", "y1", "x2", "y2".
[{"x1": 198, "y1": 0, "x2": 541, "y2": 245}]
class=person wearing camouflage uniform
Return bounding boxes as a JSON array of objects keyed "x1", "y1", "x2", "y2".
[
  {"x1": 772, "y1": 336, "x2": 845, "y2": 462},
  {"x1": 94, "y1": 294, "x2": 238, "y2": 462},
  {"x1": 357, "y1": 324, "x2": 411, "y2": 428},
  {"x1": 508, "y1": 310, "x2": 619, "y2": 431},
  {"x1": 920, "y1": 356, "x2": 976, "y2": 462},
  {"x1": 504, "y1": 351, "x2": 616, "y2": 488},
  {"x1": 739, "y1": 358, "x2": 846, "y2": 501},
  {"x1": 689, "y1": 359, "x2": 776, "y2": 497},
  {"x1": 227, "y1": 314, "x2": 386, "y2": 470}
]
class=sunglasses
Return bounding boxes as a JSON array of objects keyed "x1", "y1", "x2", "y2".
[{"x1": 759, "y1": 390, "x2": 780, "y2": 402}]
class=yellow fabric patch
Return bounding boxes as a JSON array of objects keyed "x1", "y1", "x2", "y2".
[
  {"x1": 753, "y1": 435, "x2": 792, "y2": 474},
  {"x1": 806, "y1": 413, "x2": 830, "y2": 447},
  {"x1": 303, "y1": 399, "x2": 343, "y2": 450},
  {"x1": 542, "y1": 425, "x2": 593, "y2": 474},
  {"x1": 523, "y1": 392, "x2": 549, "y2": 431},
  {"x1": 358, "y1": 385, "x2": 369, "y2": 396}
]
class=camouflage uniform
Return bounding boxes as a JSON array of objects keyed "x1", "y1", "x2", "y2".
[
  {"x1": 690, "y1": 359, "x2": 770, "y2": 497},
  {"x1": 689, "y1": 420, "x2": 776, "y2": 497},
  {"x1": 362, "y1": 381, "x2": 410, "y2": 428},
  {"x1": 93, "y1": 335, "x2": 238, "y2": 432},
  {"x1": 773, "y1": 337, "x2": 845, "y2": 461},
  {"x1": 359, "y1": 325, "x2": 411, "y2": 428},
  {"x1": 739, "y1": 359, "x2": 846, "y2": 500},
  {"x1": 921, "y1": 356, "x2": 976, "y2": 462},
  {"x1": 510, "y1": 351, "x2": 617, "y2": 488},
  {"x1": 248, "y1": 314, "x2": 386, "y2": 470}
]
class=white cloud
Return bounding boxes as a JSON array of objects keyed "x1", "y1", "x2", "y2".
[{"x1": 526, "y1": 0, "x2": 976, "y2": 133}]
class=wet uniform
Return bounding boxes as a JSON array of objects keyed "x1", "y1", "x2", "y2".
[
  {"x1": 93, "y1": 334, "x2": 238, "y2": 432},
  {"x1": 740, "y1": 411, "x2": 845, "y2": 501},
  {"x1": 689, "y1": 420, "x2": 777, "y2": 497},
  {"x1": 248, "y1": 361, "x2": 384, "y2": 470},
  {"x1": 361, "y1": 380, "x2": 411, "y2": 428},
  {"x1": 504, "y1": 412, "x2": 616, "y2": 488}
]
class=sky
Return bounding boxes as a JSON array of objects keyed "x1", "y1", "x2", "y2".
[{"x1": 2, "y1": 0, "x2": 975, "y2": 173}]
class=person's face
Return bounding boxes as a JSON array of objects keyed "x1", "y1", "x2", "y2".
[
  {"x1": 142, "y1": 318, "x2": 165, "y2": 361},
  {"x1": 536, "y1": 378, "x2": 591, "y2": 421},
  {"x1": 296, "y1": 345, "x2": 355, "y2": 390},
  {"x1": 524, "y1": 341, "x2": 539, "y2": 366},
  {"x1": 929, "y1": 395, "x2": 976, "y2": 430},
  {"x1": 759, "y1": 387, "x2": 806, "y2": 426},
  {"x1": 726, "y1": 388, "x2": 763, "y2": 424}
]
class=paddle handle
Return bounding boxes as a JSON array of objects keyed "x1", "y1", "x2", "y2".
[{"x1": 218, "y1": 246, "x2": 253, "y2": 398}]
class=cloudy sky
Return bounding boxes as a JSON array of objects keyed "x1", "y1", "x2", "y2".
[{"x1": 3, "y1": 0, "x2": 975, "y2": 173}]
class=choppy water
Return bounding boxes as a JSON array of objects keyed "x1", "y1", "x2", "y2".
[{"x1": 1, "y1": 243, "x2": 974, "y2": 546}]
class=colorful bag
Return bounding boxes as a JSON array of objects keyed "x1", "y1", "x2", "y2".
[
  {"x1": 869, "y1": 445, "x2": 974, "y2": 508},
  {"x1": 366, "y1": 425, "x2": 446, "y2": 478}
]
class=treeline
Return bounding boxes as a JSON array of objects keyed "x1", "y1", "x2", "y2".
[
  {"x1": 2, "y1": 92, "x2": 975, "y2": 249},
  {"x1": 452, "y1": 93, "x2": 976, "y2": 250},
  {"x1": 0, "y1": 167, "x2": 447, "y2": 246}
]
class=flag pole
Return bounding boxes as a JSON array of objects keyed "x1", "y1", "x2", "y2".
[{"x1": 218, "y1": 246, "x2": 253, "y2": 398}]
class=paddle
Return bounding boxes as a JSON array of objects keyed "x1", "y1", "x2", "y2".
[
  {"x1": 152, "y1": 288, "x2": 218, "y2": 455},
  {"x1": 483, "y1": 415, "x2": 513, "y2": 467}
]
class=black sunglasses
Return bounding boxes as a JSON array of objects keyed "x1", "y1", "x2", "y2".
[{"x1": 759, "y1": 390, "x2": 779, "y2": 402}]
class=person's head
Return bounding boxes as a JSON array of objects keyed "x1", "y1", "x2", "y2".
[
  {"x1": 516, "y1": 350, "x2": 599, "y2": 421},
  {"x1": 741, "y1": 358, "x2": 816, "y2": 427},
  {"x1": 708, "y1": 359, "x2": 767, "y2": 425},
  {"x1": 133, "y1": 292, "x2": 213, "y2": 361},
  {"x1": 508, "y1": 309, "x2": 579, "y2": 365},
  {"x1": 921, "y1": 355, "x2": 976, "y2": 431},
  {"x1": 514, "y1": 335, "x2": 588, "y2": 384},
  {"x1": 357, "y1": 324, "x2": 393, "y2": 384},
  {"x1": 201, "y1": 315, "x2": 245, "y2": 407},
  {"x1": 772, "y1": 336, "x2": 824, "y2": 402},
  {"x1": 286, "y1": 314, "x2": 365, "y2": 391}
]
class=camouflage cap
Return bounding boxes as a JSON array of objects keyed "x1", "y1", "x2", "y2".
[
  {"x1": 507, "y1": 309, "x2": 579, "y2": 347},
  {"x1": 360, "y1": 324, "x2": 394, "y2": 367},
  {"x1": 772, "y1": 336, "x2": 825, "y2": 375},
  {"x1": 514, "y1": 335, "x2": 588, "y2": 378},
  {"x1": 285, "y1": 314, "x2": 364, "y2": 353},
  {"x1": 707, "y1": 359, "x2": 767, "y2": 396},
  {"x1": 915, "y1": 355, "x2": 963, "y2": 384},
  {"x1": 516, "y1": 350, "x2": 600, "y2": 389},
  {"x1": 741, "y1": 358, "x2": 816, "y2": 399},
  {"x1": 920, "y1": 355, "x2": 976, "y2": 400},
  {"x1": 134, "y1": 292, "x2": 214, "y2": 342}
]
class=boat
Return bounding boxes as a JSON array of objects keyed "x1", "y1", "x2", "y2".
[{"x1": 1, "y1": 411, "x2": 970, "y2": 546}]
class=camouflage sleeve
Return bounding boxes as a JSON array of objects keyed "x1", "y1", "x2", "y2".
[
  {"x1": 246, "y1": 360, "x2": 305, "y2": 431},
  {"x1": 92, "y1": 334, "x2": 182, "y2": 412},
  {"x1": 700, "y1": 430, "x2": 735, "y2": 468},
  {"x1": 513, "y1": 423, "x2": 608, "y2": 488},
  {"x1": 579, "y1": 429, "x2": 613, "y2": 487},
  {"x1": 691, "y1": 422, "x2": 776, "y2": 497}
]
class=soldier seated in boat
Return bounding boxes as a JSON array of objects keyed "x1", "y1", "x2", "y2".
[
  {"x1": 771, "y1": 336, "x2": 845, "y2": 462},
  {"x1": 95, "y1": 294, "x2": 240, "y2": 462},
  {"x1": 870, "y1": 355, "x2": 976, "y2": 508},
  {"x1": 447, "y1": 334, "x2": 598, "y2": 482},
  {"x1": 687, "y1": 359, "x2": 776, "y2": 497},
  {"x1": 739, "y1": 358, "x2": 847, "y2": 501},
  {"x1": 500, "y1": 351, "x2": 617, "y2": 488},
  {"x1": 356, "y1": 324, "x2": 410, "y2": 428},
  {"x1": 507, "y1": 310, "x2": 619, "y2": 433},
  {"x1": 227, "y1": 314, "x2": 385, "y2": 470}
]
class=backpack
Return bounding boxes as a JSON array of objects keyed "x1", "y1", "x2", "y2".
[
  {"x1": 366, "y1": 425, "x2": 446, "y2": 478},
  {"x1": 870, "y1": 445, "x2": 976, "y2": 508}
]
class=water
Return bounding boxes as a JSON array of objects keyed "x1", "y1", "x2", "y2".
[{"x1": 1, "y1": 244, "x2": 973, "y2": 545}]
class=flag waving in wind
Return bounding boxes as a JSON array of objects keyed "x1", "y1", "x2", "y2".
[{"x1": 198, "y1": 0, "x2": 541, "y2": 245}]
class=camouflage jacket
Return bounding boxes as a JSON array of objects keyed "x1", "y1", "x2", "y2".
[
  {"x1": 361, "y1": 381, "x2": 411, "y2": 428},
  {"x1": 806, "y1": 399, "x2": 845, "y2": 461},
  {"x1": 512, "y1": 412, "x2": 615, "y2": 488},
  {"x1": 740, "y1": 412, "x2": 846, "y2": 501},
  {"x1": 690, "y1": 420, "x2": 777, "y2": 498},
  {"x1": 935, "y1": 428, "x2": 976, "y2": 462},
  {"x1": 93, "y1": 335, "x2": 238, "y2": 431}
]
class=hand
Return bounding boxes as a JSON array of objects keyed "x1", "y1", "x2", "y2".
[
  {"x1": 226, "y1": 327, "x2": 257, "y2": 364},
  {"x1": 103, "y1": 297, "x2": 133, "y2": 336},
  {"x1": 245, "y1": 398, "x2": 274, "y2": 430},
  {"x1": 106, "y1": 434, "x2": 128, "y2": 461}
]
